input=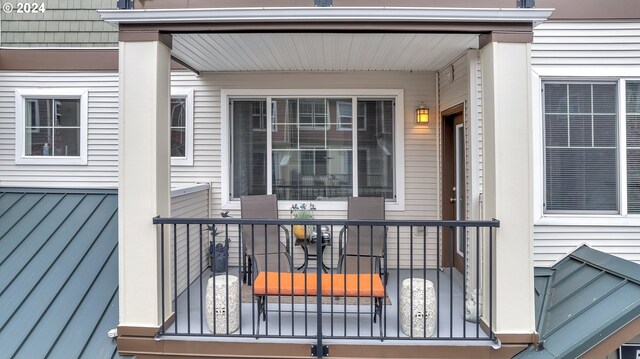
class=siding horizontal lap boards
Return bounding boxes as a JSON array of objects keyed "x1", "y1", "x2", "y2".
[
  {"x1": 532, "y1": 21, "x2": 640, "y2": 266},
  {"x1": 170, "y1": 188, "x2": 210, "y2": 297},
  {"x1": 532, "y1": 22, "x2": 640, "y2": 67},
  {"x1": 0, "y1": 73, "x2": 118, "y2": 188}
]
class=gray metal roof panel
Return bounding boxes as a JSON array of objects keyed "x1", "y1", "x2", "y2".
[
  {"x1": 541, "y1": 283, "x2": 640, "y2": 358},
  {"x1": 515, "y1": 245, "x2": 640, "y2": 359},
  {"x1": 570, "y1": 245, "x2": 640, "y2": 284},
  {"x1": 0, "y1": 188, "x2": 122, "y2": 359}
]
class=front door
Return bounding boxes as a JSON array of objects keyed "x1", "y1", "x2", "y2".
[{"x1": 441, "y1": 105, "x2": 465, "y2": 272}]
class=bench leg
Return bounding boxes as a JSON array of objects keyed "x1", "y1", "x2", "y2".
[
  {"x1": 376, "y1": 297, "x2": 383, "y2": 338},
  {"x1": 256, "y1": 295, "x2": 265, "y2": 335},
  {"x1": 242, "y1": 252, "x2": 247, "y2": 283}
]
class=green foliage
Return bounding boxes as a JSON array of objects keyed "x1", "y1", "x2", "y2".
[{"x1": 292, "y1": 208, "x2": 314, "y2": 220}]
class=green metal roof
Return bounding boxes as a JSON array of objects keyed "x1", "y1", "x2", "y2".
[
  {"x1": 515, "y1": 245, "x2": 640, "y2": 359},
  {"x1": 0, "y1": 188, "x2": 121, "y2": 359}
]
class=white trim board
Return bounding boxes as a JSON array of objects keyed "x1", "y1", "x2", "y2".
[{"x1": 99, "y1": 7, "x2": 553, "y2": 25}]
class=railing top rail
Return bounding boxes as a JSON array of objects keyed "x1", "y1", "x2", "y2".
[{"x1": 152, "y1": 216, "x2": 500, "y2": 228}]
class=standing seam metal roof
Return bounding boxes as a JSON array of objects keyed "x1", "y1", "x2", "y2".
[
  {"x1": 515, "y1": 245, "x2": 640, "y2": 359},
  {"x1": 0, "y1": 188, "x2": 121, "y2": 359}
]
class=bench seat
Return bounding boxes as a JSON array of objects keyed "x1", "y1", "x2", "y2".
[
  {"x1": 253, "y1": 271, "x2": 386, "y2": 335},
  {"x1": 253, "y1": 272, "x2": 385, "y2": 297}
]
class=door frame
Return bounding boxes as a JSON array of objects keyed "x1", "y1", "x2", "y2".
[{"x1": 440, "y1": 103, "x2": 465, "y2": 271}]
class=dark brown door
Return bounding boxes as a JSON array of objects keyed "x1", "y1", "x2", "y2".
[{"x1": 441, "y1": 105, "x2": 465, "y2": 272}]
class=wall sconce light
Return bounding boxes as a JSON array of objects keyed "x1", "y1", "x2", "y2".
[{"x1": 416, "y1": 103, "x2": 429, "y2": 124}]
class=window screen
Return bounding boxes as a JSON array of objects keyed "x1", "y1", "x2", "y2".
[{"x1": 544, "y1": 83, "x2": 618, "y2": 212}]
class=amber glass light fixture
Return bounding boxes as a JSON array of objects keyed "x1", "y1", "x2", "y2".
[{"x1": 415, "y1": 103, "x2": 429, "y2": 124}]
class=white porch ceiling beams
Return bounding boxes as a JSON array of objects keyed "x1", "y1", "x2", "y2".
[{"x1": 171, "y1": 33, "x2": 479, "y2": 72}]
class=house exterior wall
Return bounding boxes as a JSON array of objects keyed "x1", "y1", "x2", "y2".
[
  {"x1": 0, "y1": 70, "x2": 439, "y2": 268},
  {"x1": 437, "y1": 50, "x2": 486, "y2": 303},
  {"x1": 0, "y1": 72, "x2": 119, "y2": 187},
  {"x1": 0, "y1": 71, "x2": 209, "y2": 188},
  {"x1": 0, "y1": 0, "x2": 117, "y2": 47},
  {"x1": 181, "y1": 71, "x2": 438, "y2": 268},
  {"x1": 531, "y1": 21, "x2": 640, "y2": 266}
]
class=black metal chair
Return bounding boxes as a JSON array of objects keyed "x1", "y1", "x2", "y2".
[
  {"x1": 338, "y1": 197, "x2": 388, "y2": 284},
  {"x1": 240, "y1": 195, "x2": 291, "y2": 284}
]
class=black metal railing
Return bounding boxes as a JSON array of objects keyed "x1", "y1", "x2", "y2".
[{"x1": 153, "y1": 217, "x2": 499, "y2": 356}]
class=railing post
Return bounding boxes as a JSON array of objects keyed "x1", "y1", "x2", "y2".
[
  {"x1": 315, "y1": 223, "x2": 323, "y2": 358},
  {"x1": 159, "y1": 222, "x2": 165, "y2": 335}
]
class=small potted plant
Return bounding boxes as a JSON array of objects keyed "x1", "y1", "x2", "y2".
[{"x1": 291, "y1": 203, "x2": 315, "y2": 240}]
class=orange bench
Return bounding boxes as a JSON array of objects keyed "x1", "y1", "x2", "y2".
[{"x1": 253, "y1": 272, "x2": 385, "y2": 333}]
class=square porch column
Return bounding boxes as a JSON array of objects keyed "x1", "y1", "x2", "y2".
[
  {"x1": 118, "y1": 36, "x2": 171, "y2": 329},
  {"x1": 481, "y1": 41, "x2": 536, "y2": 341}
]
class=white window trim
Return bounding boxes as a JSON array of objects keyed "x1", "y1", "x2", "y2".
[
  {"x1": 15, "y1": 88, "x2": 88, "y2": 166},
  {"x1": 532, "y1": 74, "x2": 640, "y2": 226},
  {"x1": 170, "y1": 88, "x2": 194, "y2": 166},
  {"x1": 221, "y1": 88, "x2": 405, "y2": 212}
]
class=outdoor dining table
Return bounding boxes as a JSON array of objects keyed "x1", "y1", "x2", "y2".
[{"x1": 294, "y1": 225, "x2": 331, "y2": 273}]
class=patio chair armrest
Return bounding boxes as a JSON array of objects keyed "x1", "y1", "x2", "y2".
[
  {"x1": 338, "y1": 226, "x2": 347, "y2": 255},
  {"x1": 383, "y1": 226, "x2": 388, "y2": 254},
  {"x1": 279, "y1": 225, "x2": 291, "y2": 252}
]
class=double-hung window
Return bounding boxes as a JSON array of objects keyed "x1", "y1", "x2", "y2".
[
  {"x1": 15, "y1": 88, "x2": 88, "y2": 165},
  {"x1": 542, "y1": 80, "x2": 640, "y2": 215},
  {"x1": 170, "y1": 89, "x2": 194, "y2": 166},
  {"x1": 229, "y1": 95, "x2": 398, "y2": 203}
]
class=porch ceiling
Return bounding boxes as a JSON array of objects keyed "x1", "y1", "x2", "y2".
[{"x1": 171, "y1": 33, "x2": 479, "y2": 72}]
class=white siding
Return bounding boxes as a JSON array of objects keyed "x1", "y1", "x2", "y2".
[
  {"x1": 0, "y1": 71, "x2": 213, "y2": 188},
  {"x1": 0, "y1": 72, "x2": 119, "y2": 188},
  {"x1": 532, "y1": 22, "x2": 640, "y2": 266},
  {"x1": 170, "y1": 185, "x2": 210, "y2": 295},
  {"x1": 438, "y1": 52, "x2": 485, "y2": 297},
  {"x1": 532, "y1": 22, "x2": 640, "y2": 68},
  {"x1": 439, "y1": 55, "x2": 469, "y2": 112}
]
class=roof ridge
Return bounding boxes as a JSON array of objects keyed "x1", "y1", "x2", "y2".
[{"x1": 570, "y1": 245, "x2": 640, "y2": 285}]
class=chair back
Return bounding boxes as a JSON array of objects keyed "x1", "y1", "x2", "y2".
[
  {"x1": 345, "y1": 197, "x2": 385, "y2": 257},
  {"x1": 240, "y1": 195, "x2": 282, "y2": 254}
]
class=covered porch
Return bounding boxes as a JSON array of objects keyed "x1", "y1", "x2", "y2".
[{"x1": 102, "y1": 5, "x2": 549, "y2": 358}]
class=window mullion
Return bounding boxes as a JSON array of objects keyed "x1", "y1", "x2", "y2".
[
  {"x1": 266, "y1": 98, "x2": 273, "y2": 196},
  {"x1": 619, "y1": 79, "x2": 628, "y2": 215},
  {"x1": 324, "y1": 98, "x2": 328, "y2": 149},
  {"x1": 352, "y1": 96, "x2": 358, "y2": 197},
  {"x1": 50, "y1": 99, "x2": 55, "y2": 156}
]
